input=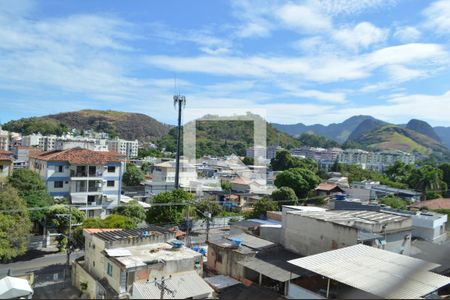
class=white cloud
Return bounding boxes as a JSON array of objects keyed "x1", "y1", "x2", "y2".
[
  {"x1": 423, "y1": 0, "x2": 450, "y2": 34},
  {"x1": 393, "y1": 26, "x2": 421, "y2": 42},
  {"x1": 319, "y1": 0, "x2": 398, "y2": 16},
  {"x1": 276, "y1": 2, "x2": 332, "y2": 32},
  {"x1": 385, "y1": 65, "x2": 425, "y2": 82},
  {"x1": 332, "y1": 22, "x2": 388, "y2": 51}
]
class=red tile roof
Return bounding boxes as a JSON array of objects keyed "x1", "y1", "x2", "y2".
[
  {"x1": 31, "y1": 148, "x2": 125, "y2": 165},
  {"x1": 315, "y1": 182, "x2": 341, "y2": 191},
  {"x1": 410, "y1": 198, "x2": 450, "y2": 210},
  {"x1": 0, "y1": 150, "x2": 13, "y2": 161}
]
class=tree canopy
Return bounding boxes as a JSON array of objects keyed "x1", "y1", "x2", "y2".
[
  {"x1": 146, "y1": 189, "x2": 193, "y2": 225},
  {"x1": 8, "y1": 169, "x2": 53, "y2": 221},
  {"x1": 271, "y1": 187, "x2": 298, "y2": 206},
  {"x1": 380, "y1": 195, "x2": 408, "y2": 209},
  {"x1": 274, "y1": 168, "x2": 320, "y2": 198},
  {"x1": 122, "y1": 163, "x2": 145, "y2": 186},
  {"x1": 270, "y1": 150, "x2": 318, "y2": 172},
  {"x1": 249, "y1": 197, "x2": 278, "y2": 219},
  {"x1": 112, "y1": 200, "x2": 146, "y2": 224},
  {"x1": 0, "y1": 184, "x2": 32, "y2": 261}
]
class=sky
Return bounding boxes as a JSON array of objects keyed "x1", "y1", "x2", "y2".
[{"x1": 0, "y1": 0, "x2": 450, "y2": 126}]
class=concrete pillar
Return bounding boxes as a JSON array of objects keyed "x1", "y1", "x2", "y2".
[{"x1": 258, "y1": 273, "x2": 262, "y2": 285}]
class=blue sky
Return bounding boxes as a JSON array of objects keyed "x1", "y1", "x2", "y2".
[{"x1": 1, "y1": 0, "x2": 450, "y2": 126}]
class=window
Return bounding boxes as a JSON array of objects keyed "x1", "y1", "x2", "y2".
[
  {"x1": 107, "y1": 180, "x2": 115, "y2": 187},
  {"x1": 217, "y1": 253, "x2": 223, "y2": 264},
  {"x1": 54, "y1": 181, "x2": 63, "y2": 188},
  {"x1": 57, "y1": 165, "x2": 63, "y2": 173},
  {"x1": 88, "y1": 210, "x2": 95, "y2": 218},
  {"x1": 107, "y1": 263, "x2": 113, "y2": 276},
  {"x1": 107, "y1": 166, "x2": 116, "y2": 173}
]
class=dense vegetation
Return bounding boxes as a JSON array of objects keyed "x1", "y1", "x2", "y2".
[
  {"x1": 297, "y1": 133, "x2": 341, "y2": 148},
  {"x1": 122, "y1": 163, "x2": 145, "y2": 186},
  {"x1": 157, "y1": 117, "x2": 299, "y2": 157},
  {"x1": 3, "y1": 110, "x2": 171, "y2": 141}
]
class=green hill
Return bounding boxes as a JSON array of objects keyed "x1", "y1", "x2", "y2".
[
  {"x1": 349, "y1": 125, "x2": 449, "y2": 155},
  {"x1": 3, "y1": 110, "x2": 171, "y2": 141},
  {"x1": 158, "y1": 114, "x2": 300, "y2": 157}
]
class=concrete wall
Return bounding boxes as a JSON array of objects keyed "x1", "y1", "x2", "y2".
[
  {"x1": 0, "y1": 160, "x2": 11, "y2": 177},
  {"x1": 259, "y1": 226, "x2": 282, "y2": 244},
  {"x1": 72, "y1": 261, "x2": 101, "y2": 299},
  {"x1": 283, "y1": 213, "x2": 358, "y2": 256},
  {"x1": 207, "y1": 244, "x2": 255, "y2": 281}
]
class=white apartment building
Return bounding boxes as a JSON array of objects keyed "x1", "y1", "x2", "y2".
[
  {"x1": 21, "y1": 133, "x2": 43, "y2": 147},
  {"x1": 246, "y1": 145, "x2": 282, "y2": 160},
  {"x1": 29, "y1": 148, "x2": 126, "y2": 218},
  {"x1": 338, "y1": 149, "x2": 415, "y2": 172},
  {"x1": 108, "y1": 138, "x2": 138, "y2": 158},
  {"x1": 145, "y1": 160, "x2": 198, "y2": 195},
  {"x1": 0, "y1": 127, "x2": 9, "y2": 151}
]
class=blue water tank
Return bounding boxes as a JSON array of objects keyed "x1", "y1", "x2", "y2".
[
  {"x1": 336, "y1": 193, "x2": 347, "y2": 201},
  {"x1": 171, "y1": 240, "x2": 184, "y2": 249},
  {"x1": 229, "y1": 237, "x2": 242, "y2": 247}
]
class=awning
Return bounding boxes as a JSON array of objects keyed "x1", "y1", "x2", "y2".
[
  {"x1": 239, "y1": 258, "x2": 300, "y2": 282},
  {"x1": 0, "y1": 276, "x2": 33, "y2": 299},
  {"x1": 288, "y1": 244, "x2": 450, "y2": 299}
]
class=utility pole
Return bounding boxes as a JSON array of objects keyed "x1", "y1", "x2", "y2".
[
  {"x1": 173, "y1": 95, "x2": 186, "y2": 189},
  {"x1": 148, "y1": 276, "x2": 176, "y2": 299},
  {"x1": 67, "y1": 206, "x2": 72, "y2": 267},
  {"x1": 205, "y1": 211, "x2": 211, "y2": 243}
]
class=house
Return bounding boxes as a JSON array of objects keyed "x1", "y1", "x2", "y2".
[
  {"x1": 0, "y1": 150, "x2": 13, "y2": 177},
  {"x1": 29, "y1": 148, "x2": 126, "y2": 218},
  {"x1": 207, "y1": 233, "x2": 306, "y2": 297},
  {"x1": 288, "y1": 244, "x2": 450, "y2": 299},
  {"x1": 282, "y1": 209, "x2": 413, "y2": 256},
  {"x1": 73, "y1": 227, "x2": 203, "y2": 299},
  {"x1": 315, "y1": 183, "x2": 345, "y2": 197}
]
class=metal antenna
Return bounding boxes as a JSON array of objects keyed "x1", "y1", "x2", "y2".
[
  {"x1": 173, "y1": 94, "x2": 186, "y2": 189},
  {"x1": 147, "y1": 276, "x2": 176, "y2": 299}
]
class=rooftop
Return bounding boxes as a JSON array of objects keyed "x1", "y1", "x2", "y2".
[
  {"x1": 208, "y1": 232, "x2": 275, "y2": 251},
  {"x1": 132, "y1": 271, "x2": 213, "y2": 299},
  {"x1": 315, "y1": 183, "x2": 343, "y2": 192},
  {"x1": 107, "y1": 242, "x2": 201, "y2": 269},
  {"x1": 287, "y1": 210, "x2": 410, "y2": 228},
  {"x1": 288, "y1": 244, "x2": 450, "y2": 299},
  {"x1": 92, "y1": 227, "x2": 170, "y2": 242},
  {"x1": 411, "y1": 198, "x2": 450, "y2": 210},
  {"x1": 30, "y1": 147, "x2": 125, "y2": 165}
]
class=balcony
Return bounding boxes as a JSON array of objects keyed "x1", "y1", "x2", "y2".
[
  {"x1": 71, "y1": 181, "x2": 103, "y2": 194},
  {"x1": 70, "y1": 166, "x2": 103, "y2": 179}
]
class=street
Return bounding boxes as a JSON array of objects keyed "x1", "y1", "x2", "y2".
[{"x1": 0, "y1": 250, "x2": 84, "y2": 278}]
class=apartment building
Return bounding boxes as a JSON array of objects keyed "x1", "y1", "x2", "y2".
[
  {"x1": 338, "y1": 149, "x2": 415, "y2": 172},
  {"x1": 0, "y1": 127, "x2": 9, "y2": 151},
  {"x1": 246, "y1": 145, "x2": 282, "y2": 160},
  {"x1": 108, "y1": 138, "x2": 139, "y2": 158},
  {"x1": 29, "y1": 148, "x2": 126, "y2": 218}
]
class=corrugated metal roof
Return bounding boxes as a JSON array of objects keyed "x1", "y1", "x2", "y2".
[
  {"x1": 132, "y1": 271, "x2": 213, "y2": 299},
  {"x1": 288, "y1": 244, "x2": 450, "y2": 299},
  {"x1": 239, "y1": 258, "x2": 300, "y2": 282},
  {"x1": 204, "y1": 275, "x2": 240, "y2": 290}
]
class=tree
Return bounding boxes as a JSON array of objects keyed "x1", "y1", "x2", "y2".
[
  {"x1": 242, "y1": 157, "x2": 254, "y2": 165},
  {"x1": 146, "y1": 189, "x2": 193, "y2": 225},
  {"x1": 407, "y1": 165, "x2": 447, "y2": 197},
  {"x1": 221, "y1": 181, "x2": 232, "y2": 191},
  {"x1": 250, "y1": 197, "x2": 278, "y2": 219},
  {"x1": 0, "y1": 184, "x2": 32, "y2": 261},
  {"x1": 8, "y1": 169, "x2": 53, "y2": 221},
  {"x1": 141, "y1": 162, "x2": 151, "y2": 174},
  {"x1": 380, "y1": 195, "x2": 408, "y2": 209},
  {"x1": 271, "y1": 187, "x2": 298, "y2": 206},
  {"x1": 270, "y1": 150, "x2": 318, "y2": 173},
  {"x1": 44, "y1": 205, "x2": 85, "y2": 251},
  {"x1": 274, "y1": 168, "x2": 320, "y2": 198},
  {"x1": 113, "y1": 200, "x2": 146, "y2": 224},
  {"x1": 194, "y1": 199, "x2": 224, "y2": 218},
  {"x1": 122, "y1": 163, "x2": 145, "y2": 186},
  {"x1": 439, "y1": 163, "x2": 450, "y2": 196},
  {"x1": 384, "y1": 161, "x2": 413, "y2": 183}
]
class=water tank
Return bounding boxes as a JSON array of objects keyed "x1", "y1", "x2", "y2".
[
  {"x1": 335, "y1": 193, "x2": 347, "y2": 201},
  {"x1": 229, "y1": 237, "x2": 241, "y2": 248},
  {"x1": 171, "y1": 240, "x2": 184, "y2": 249}
]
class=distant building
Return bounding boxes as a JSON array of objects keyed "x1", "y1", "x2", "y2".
[
  {"x1": 108, "y1": 138, "x2": 139, "y2": 158},
  {"x1": 350, "y1": 180, "x2": 422, "y2": 202},
  {"x1": 29, "y1": 148, "x2": 125, "y2": 218},
  {"x1": 73, "y1": 227, "x2": 205, "y2": 299},
  {"x1": 246, "y1": 145, "x2": 282, "y2": 160},
  {"x1": 338, "y1": 149, "x2": 415, "y2": 172},
  {"x1": 0, "y1": 150, "x2": 13, "y2": 177},
  {"x1": 0, "y1": 127, "x2": 9, "y2": 151},
  {"x1": 315, "y1": 182, "x2": 345, "y2": 197}
]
